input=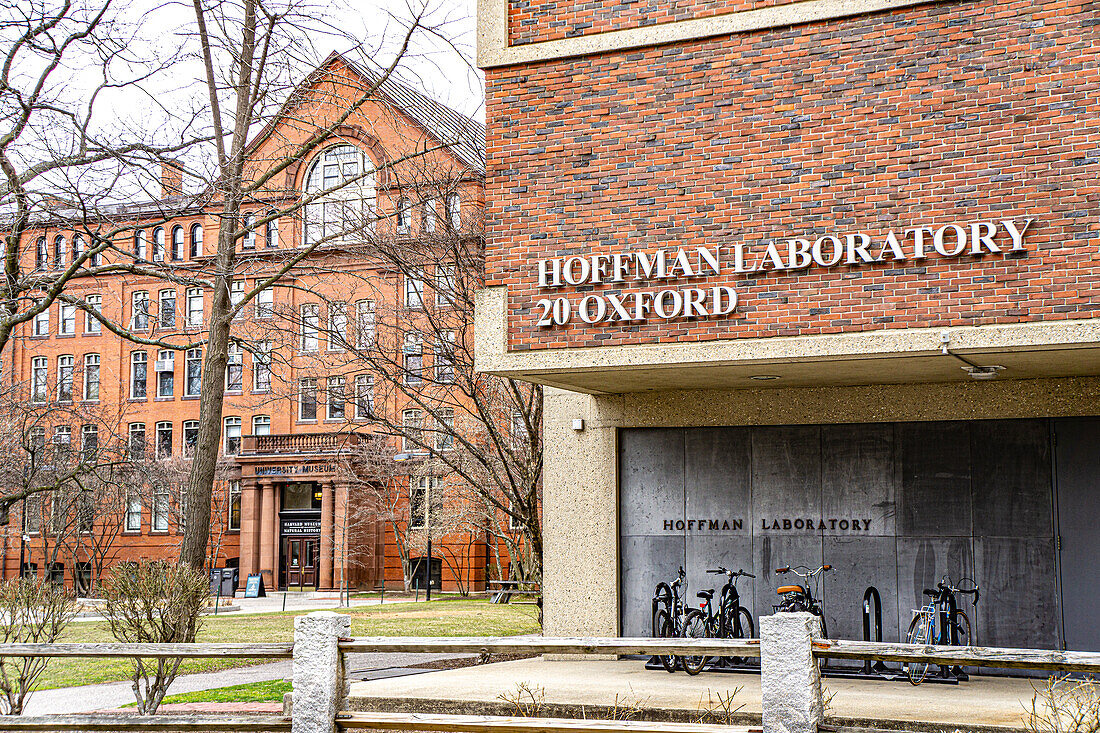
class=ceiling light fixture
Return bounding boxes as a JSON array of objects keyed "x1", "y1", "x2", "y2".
[{"x1": 963, "y1": 365, "x2": 1005, "y2": 381}]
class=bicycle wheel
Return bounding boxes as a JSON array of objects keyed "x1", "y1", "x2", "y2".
[
  {"x1": 656, "y1": 610, "x2": 678, "y2": 673},
  {"x1": 729, "y1": 607, "x2": 755, "y2": 665},
  {"x1": 681, "y1": 609, "x2": 710, "y2": 676},
  {"x1": 952, "y1": 609, "x2": 971, "y2": 646},
  {"x1": 905, "y1": 615, "x2": 931, "y2": 685}
]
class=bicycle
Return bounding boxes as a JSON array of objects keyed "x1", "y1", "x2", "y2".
[
  {"x1": 904, "y1": 576, "x2": 979, "y2": 685},
  {"x1": 774, "y1": 564, "x2": 832, "y2": 639},
  {"x1": 679, "y1": 567, "x2": 756, "y2": 675},
  {"x1": 653, "y1": 567, "x2": 693, "y2": 673}
]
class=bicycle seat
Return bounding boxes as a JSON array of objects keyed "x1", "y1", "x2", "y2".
[
  {"x1": 923, "y1": 588, "x2": 938, "y2": 596},
  {"x1": 777, "y1": 585, "x2": 802, "y2": 594},
  {"x1": 697, "y1": 589, "x2": 714, "y2": 600}
]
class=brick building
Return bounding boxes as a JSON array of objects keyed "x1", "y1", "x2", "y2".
[
  {"x1": 476, "y1": 1, "x2": 1100, "y2": 650},
  {"x1": 2, "y1": 54, "x2": 499, "y2": 594}
]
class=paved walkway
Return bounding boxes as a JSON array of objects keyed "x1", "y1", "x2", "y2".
[{"x1": 348, "y1": 658, "x2": 1043, "y2": 732}]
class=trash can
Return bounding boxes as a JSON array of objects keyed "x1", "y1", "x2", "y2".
[
  {"x1": 220, "y1": 568, "x2": 238, "y2": 597},
  {"x1": 209, "y1": 568, "x2": 222, "y2": 594}
]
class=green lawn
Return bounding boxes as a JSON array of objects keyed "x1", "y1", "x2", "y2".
[
  {"x1": 35, "y1": 598, "x2": 539, "y2": 691},
  {"x1": 126, "y1": 679, "x2": 293, "y2": 706}
]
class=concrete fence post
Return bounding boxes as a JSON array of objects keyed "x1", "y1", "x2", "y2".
[
  {"x1": 292, "y1": 611, "x2": 351, "y2": 733},
  {"x1": 760, "y1": 612, "x2": 824, "y2": 733}
]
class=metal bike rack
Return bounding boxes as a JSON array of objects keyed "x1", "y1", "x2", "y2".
[{"x1": 862, "y1": 586, "x2": 890, "y2": 676}]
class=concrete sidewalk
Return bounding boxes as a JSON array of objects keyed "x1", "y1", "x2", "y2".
[{"x1": 348, "y1": 658, "x2": 1043, "y2": 732}]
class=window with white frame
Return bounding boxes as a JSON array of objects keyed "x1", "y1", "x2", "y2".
[
  {"x1": 53, "y1": 425, "x2": 71, "y2": 461},
  {"x1": 242, "y1": 213, "x2": 256, "y2": 249},
  {"x1": 23, "y1": 494, "x2": 42, "y2": 535},
  {"x1": 437, "y1": 408, "x2": 454, "y2": 450},
  {"x1": 228, "y1": 480, "x2": 241, "y2": 530},
  {"x1": 422, "y1": 199, "x2": 436, "y2": 233},
  {"x1": 54, "y1": 235, "x2": 67, "y2": 268},
  {"x1": 59, "y1": 303, "x2": 75, "y2": 335},
  {"x1": 190, "y1": 223, "x2": 202, "y2": 258},
  {"x1": 155, "y1": 421, "x2": 173, "y2": 459},
  {"x1": 125, "y1": 494, "x2": 141, "y2": 532},
  {"x1": 78, "y1": 235, "x2": 98, "y2": 267},
  {"x1": 410, "y1": 476, "x2": 430, "y2": 528},
  {"x1": 327, "y1": 377, "x2": 345, "y2": 420},
  {"x1": 133, "y1": 229, "x2": 146, "y2": 261},
  {"x1": 71, "y1": 233, "x2": 83, "y2": 262},
  {"x1": 402, "y1": 409, "x2": 422, "y2": 452},
  {"x1": 226, "y1": 343, "x2": 242, "y2": 391},
  {"x1": 300, "y1": 304, "x2": 319, "y2": 352},
  {"x1": 130, "y1": 351, "x2": 147, "y2": 399},
  {"x1": 152, "y1": 488, "x2": 169, "y2": 531},
  {"x1": 185, "y1": 347, "x2": 202, "y2": 396},
  {"x1": 355, "y1": 300, "x2": 375, "y2": 347},
  {"x1": 156, "y1": 349, "x2": 174, "y2": 397},
  {"x1": 85, "y1": 294, "x2": 101, "y2": 333},
  {"x1": 128, "y1": 422, "x2": 146, "y2": 459},
  {"x1": 31, "y1": 357, "x2": 48, "y2": 403},
  {"x1": 255, "y1": 287, "x2": 274, "y2": 318},
  {"x1": 83, "y1": 354, "x2": 100, "y2": 401},
  {"x1": 435, "y1": 331, "x2": 455, "y2": 383},
  {"x1": 230, "y1": 280, "x2": 244, "y2": 318},
  {"x1": 152, "y1": 227, "x2": 165, "y2": 262},
  {"x1": 29, "y1": 426, "x2": 45, "y2": 452},
  {"x1": 32, "y1": 307, "x2": 48, "y2": 337},
  {"x1": 253, "y1": 341, "x2": 271, "y2": 392},
  {"x1": 171, "y1": 225, "x2": 183, "y2": 260},
  {"x1": 404, "y1": 271, "x2": 425, "y2": 309},
  {"x1": 223, "y1": 416, "x2": 241, "y2": 455},
  {"x1": 299, "y1": 378, "x2": 317, "y2": 420},
  {"x1": 131, "y1": 291, "x2": 149, "y2": 330},
  {"x1": 303, "y1": 145, "x2": 376, "y2": 245},
  {"x1": 445, "y1": 193, "x2": 460, "y2": 231},
  {"x1": 403, "y1": 333, "x2": 423, "y2": 385},
  {"x1": 396, "y1": 198, "x2": 411, "y2": 234},
  {"x1": 183, "y1": 420, "x2": 199, "y2": 456},
  {"x1": 328, "y1": 302, "x2": 346, "y2": 351},
  {"x1": 159, "y1": 289, "x2": 176, "y2": 329},
  {"x1": 186, "y1": 288, "x2": 203, "y2": 327},
  {"x1": 265, "y1": 217, "x2": 279, "y2": 248},
  {"x1": 436, "y1": 264, "x2": 456, "y2": 307},
  {"x1": 35, "y1": 237, "x2": 47, "y2": 270},
  {"x1": 354, "y1": 374, "x2": 373, "y2": 419},
  {"x1": 252, "y1": 414, "x2": 271, "y2": 436},
  {"x1": 81, "y1": 424, "x2": 98, "y2": 462},
  {"x1": 57, "y1": 355, "x2": 74, "y2": 402}
]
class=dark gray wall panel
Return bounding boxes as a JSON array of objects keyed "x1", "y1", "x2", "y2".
[
  {"x1": 821, "y1": 424, "x2": 896, "y2": 536},
  {"x1": 621, "y1": 535, "x2": 685, "y2": 637},
  {"x1": 1055, "y1": 417, "x2": 1100, "y2": 651},
  {"x1": 752, "y1": 534, "x2": 823, "y2": 624},
  {"x1": 823, "y1": 536, "x2": 901, "y2": 642},
  {"x1": 972, "y1": 420, "x2": 1052, "y2": 539},
  {"x1": 976, "y1": 537, "x2": 1058, "y2": 649},
  {"x1": 896, "y1": 422, "x2": 972, "y2": 537},
  {"x1": 687, "y1": 534, "x2": 754, "y2": 615},
  {"x1": 896, "y1": 537, "x2": 974, "y2": 635},
  {"x1": 620, "y1": 428, "x2": 685, "y2": 537},
  {"x1": 685, "y1": 428, "x2": 751, "y2": 535},
  {"x1": 752, "y1": 426, "x2": 821, "y2": 534}
]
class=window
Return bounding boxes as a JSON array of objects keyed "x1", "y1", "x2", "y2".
[
  {"x1": 159, "y1": 289, "x2": 176, "y2": 329},
  {"x1": 23, "y1": 495, "x2": 42, "y2": 535},
  {"x1": 252, "y1": 415, "x2": 271, "y2": 436},
  {"x1": 403, "y1": 334, "x2": 423, "y2": 385},
  {"x1": 186, "y1": 288, "x2": 203, "y2": 327},
  {"x1": 134, "y1": 229, "x2": 147, "y2": 261},
  {"x1": 226, "y1": 343, "x2": 242, "y2": 391},
  {"x1": 185, "y1": 347, "x2": 202, "y2": 396},
  {"x1": 57, "y1": 355, "x2": 74, "y2": 402},
  {"x1": 31, "y1": 357, "x2": 48, "y2": 403},
  {"x1": 228, "y1": 480, "x2": 241, "y2": 530},
  {"x1": 171, "y1": 225, "x2": 183, "y2": 260},
  {"x1": 32, "y1": 307, "x2": 48, "y2": 337},
  {"x1": 404, "y1": 271, "x2": 425, "y2": 309},
  {"x1": 83, "y1": 354, "x2": 100, "y2": 401},
  {"x1": 183, "y1": 420, "x2": 199, "y2": 456},
  {"x1": 53, "y1": 425, "x2": 71, "y2": 462},
  {"x1": 265, "y1": 217, "x2": 279, "y2": 248},
  {"x1": 71, "y1": 234, "x2": 83, "y2": 262},
  {"x1": 76, "y1": 235, "x2": 97, "y2": 266},
  {"x1": 29, "y1": 425, "x2": 45, "y2": 452},
  {"x1": 422, "y1": 199, "x2": 436, "y2": 233},
  {"x1": 54, "y1": 235, "x2": 67, "y2": 268},
  {"x1": 131, "y1": 291, "x2": 150, "y2": 330},
  {"x1": 59, "y1": 303, "x2": 75, "y2": 335},
  {"x1": 435, "y1": 331, "x2": 455, "y2": 383},
  {"x1": 445, "y1": 193, "x2": 460, "y2": 231},
  {"x1": 152, "y1": 488, "x2": 169, "y2": 531},
  {"x1": 436, "y1": 265, "x2": 456, "y2": 307},
  {"x1": 152, "y1": 227, "x2": 165, "y2": 262},
  {"x1": 396, "y1": 198, "x2": 411, "y2": 234},
  {"x1": 85, "y1": 294, "x2": 101, "y2": 333},
  {"x1": 410, "y1": 476, "x2": 430, "y2": 528},
  {"x1": 300, "y1": 304, "x2": 319, "y2": 352},
  {"x1": 354, "y1": 375, "x2": 373, "y2": 419},
  {"x1": 255, "y1": 287, "x2": 274, "y2": 318},
  {"x1": 130, "y1": 351, "x2": 147, "y2": 399},
  {"x1": 125, "y1": 495, "x2": 141, "y2": 532},
  {"x1": 355, "y1": 300, "x2": 375, "y2": 347},
  {"x1": 190, "y1": 223, "x2": 202, "y2": 258},
  {"x1": 402, "y1": 409, "x2": 422, "y2": 452},
  {"x1": 81, "y1": 424, "x2": 98, "y2": 462},
  {"x1": 242, "y1": 213, "x2": 255, "y2": 249},
  {"x1": 128, "y1": 422, "x2": 146, "y2": 459},
  {"x1": 155, "y1": 421, "x2": 173, "y2": 459},
  {"x1": 253, "y1": 341, "x2": 271, "y2": 392},
  {"x1": 224, "y1": 416, "x2": 241, "y2": 455},
  {"x1": 156, "y1": 349, "x2": 174, "y2": 397},
  {"x1": 35, "y1": 237, "x2": 47, "y2": 270},
  {"x1": 303, "y1": 145, "x2": 376, "y2": 245},
  {"x1": 230, "y1": 280, "x2": 244, "y2": 318},
  {"x1": 327, "y1": 377, "x2": 345, "y2": 420},
  {"x1": 299, "y1": 378, "x2": 317, "y2": 420},
  {"x1": 437, "y1": 408, "x2": 454, "y2": 450},
  {"x1": 328, "y1": 302, "x2": 346, "y2": 351}
]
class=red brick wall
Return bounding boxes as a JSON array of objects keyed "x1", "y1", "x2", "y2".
[
  {"x1": 486, "y1": 0, "x2": 1100, "y2": 352},
  {"x1": 508, "y1": 0, "x2": 780, "y2": 46}
]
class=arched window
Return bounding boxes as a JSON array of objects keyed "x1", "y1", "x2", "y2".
[
  {"x1": 303, "y1": 145, "x2": 375, "y2": 246},
  {"x1": 71, "y1": 234, "x2": 83, "y2": 262},
  {"x1": 133, "y1": 230, "x2": 146, "y2": 261},
  {"x1": 152, "y1": 227, "x2": 165, "y2": 262},
  {"x1": 242, "y1": 213, "x2": 255, "y2": 249},
  {"x1": 396, "y1": 198, "x2": 411, "y2": 234},
  {"x1": 53, "y1": 236, "x2": 66, "y2": 268},
  {"x1": 190, "y1": 224, "x2": 202, "y2": 258},
  {"x1": 34, "y1": 238, "x2": 47, "y2": 270},
  {"x1": 171, "y1": 225, "x2": 183, "y2": 260}
]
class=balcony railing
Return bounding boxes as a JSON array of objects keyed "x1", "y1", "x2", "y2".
[{"x1": 239, "y1": 432, "x2": 361, "y2": 456}]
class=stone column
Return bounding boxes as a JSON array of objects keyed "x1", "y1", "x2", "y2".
[
  {"x1": 760, "y1": 612, "x2": 824, "y2": 733},
  {"x1": 258, "y1": 480, "x2": 275, "y2": 590},
  {"x1": 318, "y1": 481, "x2": 335, "y2": 590},
  {"x1": 332, "y1": 482, "x2": 348, "y2": 593},
  {"x1": 271, "y1": 482, "x2": 282, "y2": 590},
  {"x1": 292, "y1": 611, "x2": 349, "y2": 733},
  {"x1": 238, "y1": 479, "x2": 260, "y2": 590}
]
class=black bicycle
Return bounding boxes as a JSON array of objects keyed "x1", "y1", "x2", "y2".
[
  {"x1": 774, "y1": 564, "x2": 832, "y2": 639},
  {"x1": 679, "y1": 567, "x2": 756, "y2": 675},
  {"x1": 653, "y1": 567, "x2": 692, "y2": 673},
  {"x1": 905, "y1": 576, "x2": 979, "y2": 684}
]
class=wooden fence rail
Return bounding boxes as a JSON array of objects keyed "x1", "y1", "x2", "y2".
[
  {"x1": 0, "y1": 642, "x2": 293, "y2": 658},
  {"x1": 335, "y1": 712, "x2": 759, "y2": 733},
  {"x1": 0, "y1": 714, "x2": 289, "y2": 731},
  {"x1": 337, "y1": 636, "x2": 761, "y2": 657},
  {"x1": 814, "y1": 638, "x2": 1100, "y2": 672}
]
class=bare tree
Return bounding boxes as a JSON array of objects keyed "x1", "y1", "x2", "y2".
[{"x1": 0, "y1": 577, "x2": 76, "y2": 714}]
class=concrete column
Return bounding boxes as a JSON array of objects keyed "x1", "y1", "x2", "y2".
[
  {"x1": 238, "y1": 480, "x2": 260, "y2": 590},
  {"x1": 258, "y1": 480, "x2": 275, "y2": 590},
  {"x1": 272, "y1": 483, "x2": 282, "y2": 590},
  {"x1": 292, "y1": 611, "x2": 349, "y2": 733},
  {"x1": 760, "y1": 612, "x2": 824, "y2": 733},
  {"x1": 319, "y1": 481, "x2": 335, "y2": 590},
  {"x1": 332, "y1": 482, "x2": 348, "y2": 593}
]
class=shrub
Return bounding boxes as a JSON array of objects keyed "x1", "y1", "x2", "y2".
[{"x1": 0, "y1": 578, "x2": 76, "y2": 714}]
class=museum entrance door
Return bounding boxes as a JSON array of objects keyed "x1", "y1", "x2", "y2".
[{"x1": 283, "y1": 537, "x2": 319, "y2": 590}]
